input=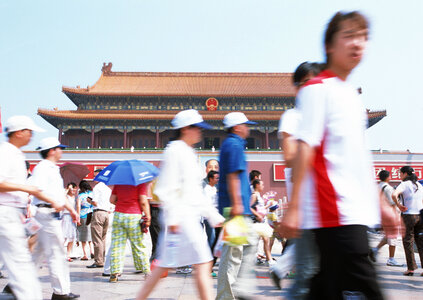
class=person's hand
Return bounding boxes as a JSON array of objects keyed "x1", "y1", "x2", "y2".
[
  {"x1": 168, "y1": 225, "x2": 179, "y2": 234},
  {"x1": 214, "y1": 222, "x2": 224, "y2": 228},
  {"x1": 277, "y1": 205, "x2": 300, "y2": 239},
  {"x1": 71, "y1": 211, "x2": 80, "y2": 224},
  {"x1": 397, "y1": 204, "x2": 407, "y2": 212},
  {"x1": 231, "y1": 203, "x2": 244, "y2": 216}
]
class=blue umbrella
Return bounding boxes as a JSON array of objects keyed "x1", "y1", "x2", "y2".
[{"x1": 94, "y1": 159, "x2": 159, "y2": 186}]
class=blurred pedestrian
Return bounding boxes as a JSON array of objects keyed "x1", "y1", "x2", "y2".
[
  {"x1": 392, "y1": 166, "x2": 423, "y2": 276},
  {"x1": 0, "y1": 115, "x2": 46, "y2": 299},
  {"x1": 250, "y1": 179, "x2": 274, "y2": 266},
  {"x1": 148, "y1": 179, "x2": 161, "y2": 263},
  {"x1": 63, "y1": 182, "x2": 78, "y2": 262},
  {"x1": 279, "y1": 11, "x2": 400, "y2": 299},
  {"x1": 370, "y1": 170, "x2": 403, "y2": 267},
  {"x1": 216, "y1": 112, "x2": 258, "y2": 300},
  {"x1": 136, "y1": 109, "x2": 224, "y2": 300},
  {"x1": 271, "y1": 61, "x2": 322, "y2": 293},
  {"x1": 108, "y1": 183, "x2": 151, "y2": 282},
  {"x1": 29, "y1": 137, "x2": 80, "y2": 299},
  {"x1": 76, "y1": 180, "x2": 94, "y2": 260},
  {"x1": 87, "y1": 169, "x2": 112, "y2": 269}
]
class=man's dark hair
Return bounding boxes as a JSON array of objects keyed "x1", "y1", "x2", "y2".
[
  {"x1": 67, "y1": 182, "x2": 77, "y2": 188},
  {"x1": 94, "y1": 169, "x2": 103, "y2": 173},
  {"x1": 207, "y1": 170, "x2": 218, "y2": 182},
  {"x1": 378, "y1": 170, "x2": 390, "y2": 182},
  {"x1": 293, "y1": 62, "x2": 324, "y2": 86},
  {"x1": 252, "y1": 179, "x2": 262, "y2": 190},
  {"x1": 40, "y1": 148, "x2": 51, "y2": 159},
  {"x1": 324, "y1": 11, "x2": 369, "y2": 64},
  {"x1": 79, "y1": 180, "x2": 92, "y2": 193},
  {"x1": 249, "y1": 170, "x2": 261, "y2": 182}
]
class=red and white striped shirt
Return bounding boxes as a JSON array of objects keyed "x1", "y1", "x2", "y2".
[{"x1": 295, "y1": 70, "x2": 380, "y2": 229}]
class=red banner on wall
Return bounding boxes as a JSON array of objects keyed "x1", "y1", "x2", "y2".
[{"x1": 273, "y1": 163, "x2": 423, "y2": 182}]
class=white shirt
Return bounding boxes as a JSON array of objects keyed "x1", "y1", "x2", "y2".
[
  {"x1": 295, "y1": 70, "x2": 380, "y2": 229},
  {"x1": 379, "y1": 182, "x2": 395, "y2": 206},
  {"x1": 0, "y1": 142, "x2": 29, "y2": 208},
  {"x1": 203, "y1": 184, "x2": 218, "y2": 209},
  {"x1": 154, "y1": 140, "x2": 224, "y2": 227},
  {"x1": 278, "y1": 108, "x2": 301, "y2": 137},
  {"x1": 396, "y1": 181, "x2": 423, "y2": 215},
  {"x1": 92, "y1": 182, "x2": 112, "y2": 211},
  {"x1": 28, "y1": 159, "x2": 66, "y2": 207}
]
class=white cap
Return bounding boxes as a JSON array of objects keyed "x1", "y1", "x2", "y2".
[
  {"x1": 4, "y1": 115, "x2": 45, "y2": 133},
  {"x1": 171, "y1": 109, "x2": 213, "y2": 129},
  {"x1": 223, "y1": 112, "x2": 257, "y2": 128},
  {"x1": 36, "y1": 137, "x2": 67, "y2": 151}
]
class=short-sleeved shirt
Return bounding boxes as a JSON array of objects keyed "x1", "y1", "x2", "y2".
[
  {"x1": 112, "y1": 184, "x2": 148, "y2": 214},
  {"x1": 0, "y1": 142, "x2": 28, "y2": 208},
  {"x1": 379, "y1": 182, "x2": 395, "y2": 206},
  {"x1": 395, "y1": 181, "x2": 423, "y2": 215},
  {"x1": 29, "y1": 159, "x2": 67, "y2": 207},
  {"x1": 295, "y1": 70, "x2": 380, "y2": 229},
  {"x1": 218, "y1": 133, "x2": 251, "y2": 215},
  {"x1": 78, "y1": 191, "x2": 93, "y2": 219}
]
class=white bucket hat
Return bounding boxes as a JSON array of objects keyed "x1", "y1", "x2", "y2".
[
  {"x1": 36, "y1": 137, "x2": 67, "y2": 151},
  {"x1": 223, "y1": 112, "x2": 257, "y2": 128},
  {"x1": 171, "y1": 109, "x2": 213, "y2": 129},
  {"x1": 4, "y1": 115, "x2": 45, "y2": 133}
]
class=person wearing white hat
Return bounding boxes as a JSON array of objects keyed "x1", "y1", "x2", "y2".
[
  {"x1": 216, "y1": 112, "x2": 258, "y2": 300},
  {"x1": 0, "y1": 115, "x2": 52, "y2": 300},
  {"x1": 136, "y1": 109, "x2": 225, "y2": 300},
  {"x1": 28, "y1": 137, "x2": 80, "y2": 300}
]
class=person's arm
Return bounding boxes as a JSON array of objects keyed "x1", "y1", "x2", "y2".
[
  {"x1": 64, "y1": 198, "x2": 80, "y2": 223},
  {"x1": 249, "y1": 192, "x2": 262, "y2": 222},
  {"x1": 227, "y1": 171, "x2": 243, "y2": 216},
  {"x1": 278, "y1": 140, "x2": 314, "y2": 238},
  {"x1": 392, "y1": 189, "x2": 407, "y2": 212},
  {"x1": 139, "y1": 194, "x2": 151, "y2": 228},
  {"x1": 281, "y1": 132, "x2": 298, "y2": 168},
  {"x1": 109, "y1": 194, "x2": 117, "y2": 205},
  {"x1": 0, "y1": 181, "x2": 63, "y2": 211},
  {"x1": 75, "y1": 196, "x2": 82, "y2": 225}
]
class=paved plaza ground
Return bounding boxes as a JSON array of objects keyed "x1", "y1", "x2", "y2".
[{"x1": 1, "y1": 232, "x2": 423, "y2": 299}]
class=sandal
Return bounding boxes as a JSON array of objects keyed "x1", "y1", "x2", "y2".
[
  {"x1": 67, "y1": 257, "x2": 73, "y2": 262},
  {"x1": 80, "y1": 256, "x2": 89, "y2": 261},
  {"x1": 403, "y1": 270, "x2": 414, "y2": 276}
]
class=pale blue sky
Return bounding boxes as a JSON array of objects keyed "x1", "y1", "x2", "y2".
[{"x1": 1, "y1": 0, "x2": 422, "y2": 151}]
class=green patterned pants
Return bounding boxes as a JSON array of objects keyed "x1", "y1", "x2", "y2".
[{"x1": 110, "y1": 212, "x2": 150, "y2": 274}]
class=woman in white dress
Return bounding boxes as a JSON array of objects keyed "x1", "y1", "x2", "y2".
[
  {"x1": 62, "y1": 182, "x2": 78, "y2": 261},
  {"x1": 136, "y1": 110, "x2": 224, "y2": 300}
]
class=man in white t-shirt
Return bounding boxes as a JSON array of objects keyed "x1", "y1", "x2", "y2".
[
  {"x1": 279, "y1": 11, "x2": 400, "y2": 299},
  {"x1": 270, "y1": 62, "x2": 322, "y2": 294},
  {"x1": 88, "y1": 169, "x2": 112, "y2": 269},
  {"x1": 370, "y1": 170, "x2": 403, "y2": 267},
  {"x1": 29, "y1": 137, "x2": 80, "y2": 300},
  {"x1": 0, "y1": 115, "x2": 52, "y2": 300}
]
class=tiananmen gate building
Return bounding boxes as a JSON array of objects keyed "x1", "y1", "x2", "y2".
[{"x1": 38, "y1": 62, "x2": 387, "y2": 150}]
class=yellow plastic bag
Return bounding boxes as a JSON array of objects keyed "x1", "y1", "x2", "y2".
[{"x1": 222, "y1": 216, "x2": 249, "y2": 246}]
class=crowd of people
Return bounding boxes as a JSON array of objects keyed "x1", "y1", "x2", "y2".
[{"x1": 0, "y1": 9, "x2": 422, "y2": 300}]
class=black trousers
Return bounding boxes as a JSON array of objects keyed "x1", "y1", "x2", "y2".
[
  {"x1": 308, "y1": 225, "x2": 384, "y2": 300},
  {"x1": 149, "y1": 205, "x2": 161, "y2": 261}
]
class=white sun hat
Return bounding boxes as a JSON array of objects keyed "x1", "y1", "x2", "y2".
[
  {"x1": 223, "y1": 112, "x2": 257, "y2": 128},
  {"x1": 171, "y1": 109, "x2": 213, "y2": 129},
  {"x1": 36, "y1": 137, "x2": 68, "y2": 151},
  {"x1": 4, "y1": 115, "x2": 45, "y2": 133}
]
